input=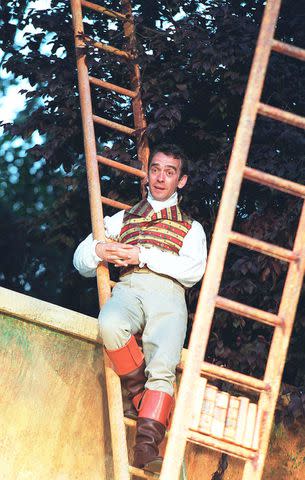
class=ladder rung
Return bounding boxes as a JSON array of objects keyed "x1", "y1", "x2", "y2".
[
  {"x1": 101, "y1": 196, "x2": 131, "y2": 210},
  {"x1": 216, "y1": 295, "x2": 282, "y2": 327},
  {"x1": 89, "y1": 76, "x2": 137, "y2": 98},
  {"x1": 93, "y1": 115, "x2": 136, "y2": 135},
  {"x1": 129, "y1": 466, "x2": 160, "y2": 479},
  {"x1": 81, "y1": 0, "x2": 127, "y2": 21},
  {"x1": 92, "y1": 40, "x2": 132, "y2": 59},
  {"x1": 244, "y1": 166, "x2": 305, "y2": 198},
  {"x1": 272, "y1": 39, "x2": 305, "y2": 62},
  {"x1": 178, "y1": 350, "x2": 268, "y2": 392},
  {"x1": 97, "y1": 155, "x2": 146, "y2": 178},
  {"x1": 229, "y1": 231, "x2": 297, "y2": 262},
  {"x1": 258, "y1": 102, "x2": 305, "y2": 130},
  {"x1": 188, "y1": 430, "x2": 256, "y2": 460},
  {"x1": 201, "y1": 362, "x2": 268, "y2": 392}
]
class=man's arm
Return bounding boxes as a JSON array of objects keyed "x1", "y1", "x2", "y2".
[
  {"x1": 73, "y1": 213, "x2": 207, "y2": 286},
  {"x1": 137, "y1": 221, "x2": 207, "y2": 288},
  {"x1": 73, "y1": 210, "x2": 126, "y2": 277}
]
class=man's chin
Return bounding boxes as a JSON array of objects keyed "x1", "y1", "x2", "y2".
[{"x1": 151, "y1": 191, "x2": 169, "y2": 201}]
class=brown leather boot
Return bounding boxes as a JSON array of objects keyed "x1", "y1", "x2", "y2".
[
  {"x1": 105, "y1": 336, "x2": 146, "y2": 418},
  {"x1": 121, "y1": 363, "x2": 146, "y2": 419},
  {"x1": 133, "y1": 390, "x2": 174, "y2": 473}
]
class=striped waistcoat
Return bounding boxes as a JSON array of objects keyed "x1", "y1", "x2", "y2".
[{"x1": 119, "y1": 198, "x2": 192, "y2": 256}]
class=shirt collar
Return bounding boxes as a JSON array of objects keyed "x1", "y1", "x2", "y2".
[{"x1": 146, "y1": 188, "x2": 178, "y2": 212}]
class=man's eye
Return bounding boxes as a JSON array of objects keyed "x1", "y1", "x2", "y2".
[{"x1": 166, "y1": 170, "x2": 174, "y2": 176}]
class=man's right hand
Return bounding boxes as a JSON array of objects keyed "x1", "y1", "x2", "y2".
[{"x1": 95, "y1": 241, "x2": 136, "y2": 267}]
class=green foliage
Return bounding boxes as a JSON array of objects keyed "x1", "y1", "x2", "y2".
[{"x1": 1, "y1": 0, "x2": 305, "y2": 415}]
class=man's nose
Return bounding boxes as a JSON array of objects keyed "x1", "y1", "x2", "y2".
[{"x1": 157, "y1": 170, "x2": 165, "y2": 182}]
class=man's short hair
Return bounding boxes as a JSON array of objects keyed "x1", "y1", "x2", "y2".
[{"x1": 148, "y1": 143, "x2": 189, "y2": 178}]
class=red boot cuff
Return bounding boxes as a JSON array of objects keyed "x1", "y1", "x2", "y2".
[
  {"x1": 105, "y1": 336, "x2": 144, "y2": 376},
  {"x1": 138, "y1": 390, "x2": 174, "y2": 428}
]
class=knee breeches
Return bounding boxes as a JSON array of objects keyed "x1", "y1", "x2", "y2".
[{"x1": 98, "y1": 272, "x2": 187, "y2": 395}]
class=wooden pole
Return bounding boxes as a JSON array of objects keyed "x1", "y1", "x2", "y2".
[
  {"x1": 160, "y1": 1, "x2": 282, "y2": 478},
  {"x1": 70, "y1": 1, "x2": 130, "y2": 478}
]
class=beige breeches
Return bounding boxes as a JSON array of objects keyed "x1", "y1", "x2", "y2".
[{"x1": 98, "y1": 271, "x2": 188, "y2": 395}]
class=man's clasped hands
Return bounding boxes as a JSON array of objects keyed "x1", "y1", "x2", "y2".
[{"x1": 95, "y1": 241, "x2": 140, "y2": 267}]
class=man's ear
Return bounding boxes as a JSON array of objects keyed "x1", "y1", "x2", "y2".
[{"x1": 178, "y1": 175, "x2": 188, "y2": 189}]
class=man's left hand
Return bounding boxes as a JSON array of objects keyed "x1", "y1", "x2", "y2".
[{"x1": 114, "y1": 245, "x2": 140, "y2": 267}]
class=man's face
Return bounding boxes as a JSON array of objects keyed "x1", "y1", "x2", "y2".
[{"x1": 148, "y1": 152, "x2": 188, "y2": 201}]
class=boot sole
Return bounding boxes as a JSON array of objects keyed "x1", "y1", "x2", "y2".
[{"x1": 143, "y1": 458, "x2": 163, "y2": 474}]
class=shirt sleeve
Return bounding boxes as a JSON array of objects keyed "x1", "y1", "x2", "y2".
[
  {"x1": 73, "y1": 210, "x2": 124, "y2": 278},
  {"x1": 138, "y1": 220, "x2": 207, "y2": 288}
]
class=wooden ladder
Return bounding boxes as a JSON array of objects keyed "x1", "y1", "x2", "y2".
[
  {"x1": 161, "y1": 0, "x2": 305, "y2": 479},
  {"x1": 70, "y1": 1, "x2": 152, "y2": 478}
]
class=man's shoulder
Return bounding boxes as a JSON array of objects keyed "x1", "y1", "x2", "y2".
[{"x1": 178, "y1": 209, "x2": 206, "y2": 238}]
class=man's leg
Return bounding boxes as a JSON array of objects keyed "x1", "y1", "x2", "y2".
[
  {"x1": 133, "y1": 275, "x2": 188, "y2": 471},
  {"x1": 98, "y1": 278, "x2": 146, "y2": 414}
]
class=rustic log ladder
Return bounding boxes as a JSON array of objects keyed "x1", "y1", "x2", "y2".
[
  {"x1": 70, "y1": 1, "x2": 153, "y2": 478},
  {"x1": 161, "y1": 0, "x2": 305, "y2": 479}
]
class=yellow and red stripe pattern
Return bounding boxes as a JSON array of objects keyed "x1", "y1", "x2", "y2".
[{"x1": 119, "y1": 199, "x2": 192, "y2": 255}]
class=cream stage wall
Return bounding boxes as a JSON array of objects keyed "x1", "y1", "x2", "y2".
[
  {"x1": 0, "y1": 287, "x2": 112, "y2": 480},
  {"x1": 1, "y1": 287, "x2": 305, "y2": 480}
]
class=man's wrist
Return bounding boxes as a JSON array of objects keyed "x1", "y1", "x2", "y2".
[{"x1": 93, "y1": 240, "x2": 105, "y2": 261}]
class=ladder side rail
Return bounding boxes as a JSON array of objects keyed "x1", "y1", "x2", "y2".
[
  {"x1": 160, "y1": 1, "x2": 282, "y2": 478},
  {"x1": 242, "y1": 179, "x2": 305, "y2": 476},
  {"x1": 121, "y1": 0, "x2": 149, "y2": 194},
  {"x1": 70, "y1": 2, "x2": 130, "y2": 479},
  {"x1": 70, "y1": 0, "x2": 111, "y2": 305}
]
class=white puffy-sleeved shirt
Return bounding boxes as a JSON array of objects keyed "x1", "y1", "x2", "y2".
[{"x1": 73, "y1": 190, "x2": 207, "y2": 288}]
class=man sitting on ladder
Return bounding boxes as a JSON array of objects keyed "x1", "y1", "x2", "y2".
[{"x1": 73, "y1": 143, "x2": 207, "y2": 473}]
